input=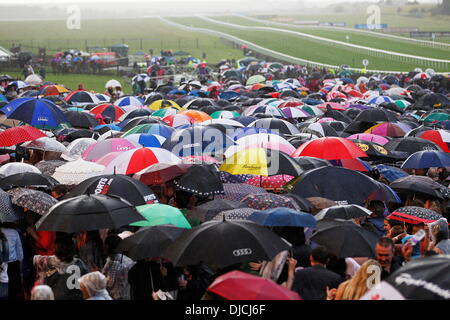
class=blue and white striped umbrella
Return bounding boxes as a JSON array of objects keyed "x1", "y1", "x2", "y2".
[
  {"x1": 367, "y1": 96, "x2": 395, "y2": 105},
  {"x1": 8, "y1": 80, "x2": 28, "y2": 90},
  {"x1": 124, "y1": 133, "x2": 166, "y2": 148},
  {"x1": 114, "y1": 96, "x2": 145, "y2": 112}
]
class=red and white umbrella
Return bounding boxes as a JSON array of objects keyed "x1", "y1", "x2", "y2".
[{"x1": 103, "y1": 147, "x2": 182, "y2": 175}]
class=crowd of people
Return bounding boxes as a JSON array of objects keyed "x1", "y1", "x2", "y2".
[{"x1": 0, "y1": 58, "x2": 449, "y2": 301}]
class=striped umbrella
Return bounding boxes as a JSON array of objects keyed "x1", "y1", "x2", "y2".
[
  {"x1": 122, "y1": 123, "x2": 174, "y2": 138},
  {"x1": 114, "y1": 96, "x2": 144, "y2": 112},
  {"x1": 210, "y1": 110, "x2": 240, "y2": 119},
  {"x1": 152, "y1": 108, "x2": 179, "y2": 118},
  {"x1": 89, "y1": 103, "x2": 125, "y2": 121},
  {"x1": 124, "y1": 134, "x2": 166, "y2": 148},
  {"x1": 367, "y1": 96, "x2": 395, "y2": 105},
  {"x1": 280, "y1": 107, "x2": 311, "y2": 119},
  {"x1": 162, "y1": 114, "x2": 193, "y2": 127}
]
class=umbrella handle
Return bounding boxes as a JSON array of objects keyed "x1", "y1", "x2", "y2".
[{"x1": 150, "y1": 265, "x2": 155, "y2": 293}]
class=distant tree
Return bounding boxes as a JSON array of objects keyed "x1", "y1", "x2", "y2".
[{"x1": 442, "y1": 0, "x2": 450, "y2": 14}]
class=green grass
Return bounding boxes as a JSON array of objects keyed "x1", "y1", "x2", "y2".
[
  {"x1": 212, "y1": 16, "x2": 450, "y2": 60},
  {"x1": 169, "y1": 17, "x2": 449, "y2": 72},
  {"x1": 0, "y1": 18, "x2": 245, "y2": 64}
]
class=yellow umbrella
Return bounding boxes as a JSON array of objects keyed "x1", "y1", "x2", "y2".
[
  {"x1": 148, "y1": 99, "x2": 184, "y2": 111},
  {"x1": 220, "y1": 148, "x2": 270, "y2": 176}
]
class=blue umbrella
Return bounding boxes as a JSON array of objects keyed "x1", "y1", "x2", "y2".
[
  {"x1": 219, "y1": 91, "x2": 240, "y2": 101},
  {"x1": 230, "y1": 116, "x2": 257, "y2": 127},
  {"x1": 94, "y1": 124, "x2": 122, "y2": 131},
  {"x1": 0, "y1": 94, "x2": 8, "y2": 102},
  {"x1": 248, "y1": 208, "x2": 317, "y2": 227},
  {"x1": 0, "y1": 97, "x2": 67, "y2": 129},
  {"x1": 401, "y1": 151, "x2": 450, "y2": 169},
  {"x1": 374, "y1": 164, "x2": 409, "y2": 183},
  {"x1": 125, "y1": 133, "x2": 165, "y2": 148}
]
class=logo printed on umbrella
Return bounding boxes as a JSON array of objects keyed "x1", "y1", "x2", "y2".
[
  {"x1": 373, "y1": 145, "x2": 388, "y2": 155},
  {"x1": 394, "y1": 273, "x2": 450, "y2": 299},
  {"x1": 37, "y1": 117, "x2": 49, "y2": 122},
  {"x1": 94, "y1": 178, "x2": 110, "y2": 195},
  {"x1": 233, "y1": 248, "x2": 252, "y2": 257}
]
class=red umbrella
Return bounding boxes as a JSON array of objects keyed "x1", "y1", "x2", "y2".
[
  {"x1": 415, "y1": 130, "x2": 450, "y2": 152},
  {"x1": 292, "y1": 137, "x2": 368, "y2": 160},
  {"x1": 0, "y1": 126, "x2": 46, "y2": 147},
  {"x1": 245, "y1": 175, "x2": 294, "y2": 189},
  {"x1": 207, "y1": 270, "x2": 301, "y2": 300},
  {"x1": 89, "y1": 103, "x2": 125, "y2": 121}
]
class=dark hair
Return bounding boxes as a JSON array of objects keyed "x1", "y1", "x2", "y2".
[
  {"x1": 310, "y1": 246, "x2": 330, "y2": 264},
  {"x1": 326, "y1": 254, "x2": 347, "y2": 279},
  {"x1": 424, "y1": 250, "x2": 438, "y2": 257},
  {"x1": 272, "y1": 226, "x2": 306, "y2": 246},
  {"x1": 52, "y1": 184, "x2": 73, "y2": 197},
  {"x1": 55, "y1": 235, "x2": 76, "y2": 263},
  {"x1": 377, "y1": 237, "x2": 394, "y2": 250},
  {"x1": 104, "y1": 235, "x2": 122, "y2": 256},
  {"x1": 386, "y1": 218, "x2": 403, "y2": 228}
]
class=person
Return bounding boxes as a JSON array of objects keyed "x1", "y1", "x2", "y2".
[
  {"x1": 102, "y1": 235, "x2": 135, "y2": 300},
  {"x1": 332, "y1": 260, "x2": 382, "y2": 300},
  {"x1": 375, "y1": 237, "x2": 403, "y2": 280},
  {"x1": 429, "y1": 218, "x2": 450, "y2": 254},
  {"x1": 30, "y1": 285, "x2": 54, "y2": 300},
  {"x1": 79, "y1": 271, "x2": 112, "y2": 300},
  {"x1": 75, "y1": 231, "x2": 104, "y2": 272},
  {"x1": 0, "y1": 229, "x2": 8, "y2": 300},
  {"x1": 176, "y1": 264, "x2": 215, "y2": 301},
  {"x1": 290, "y1": 246, "x2": 343, "y2": 300},
  {"x1": 1, "y1": 223, "x2": 24, "y2": 300}
]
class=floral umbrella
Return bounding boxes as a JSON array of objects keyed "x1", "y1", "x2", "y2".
[
  {"x1": 241, "y1": 193, "x2": 301, "y2": 211},
  {"x1": 52, "y1": 158, "x2": 106, "y2": 185},
  {"x1": 7, "y1": 187, "x2": 58, "y2": 215}
]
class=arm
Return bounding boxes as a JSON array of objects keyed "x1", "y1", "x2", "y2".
[{"x1": 282, "y1": 258, "x2": 297, "y2": 290}]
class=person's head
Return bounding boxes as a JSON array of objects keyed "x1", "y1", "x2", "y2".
[
  {"x1": 78, "y1": 271, "x2": 108, "y2": 299},
  {"x1": 310, "y1": 246, "x2": 330, "y2": 266},
  {"x1": 375, "y1": 237, "x2": 395, "y2": 269},
  {"x1": 104, "y1": 234, "x2": 122, "y2": 256},
  {"x1": 52, "y1": 184, "x2": 72, "y2": 199},
  {"x1": 340, "y1": 259, "x2": 382, "y2": 300},
  {"x1": 55, "y1": 235, "x2": 76, "y2": 263},
  {"x1": 30, "y1": 285, "x2": 55, "y2": 300},
  {"x1": 367, "y1": 200, "x2": 385, "y2": 218},
  {"x1": 326, "y1": 254, "x2": 347, "y2": 279}
]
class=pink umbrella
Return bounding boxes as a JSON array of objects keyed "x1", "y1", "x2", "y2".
[
  {"x1": 318, "y1": 117, "x2": 335, "y2": 123},
  {"x1": 94, "y1": 151, "x2": 122, "y2": 166},
  {"x1": 346, "y1": 133, "x2": 390, "y2": 146},
  {"x1": 245, "y1": 175, "x2": 295, "y2": 189},
  {"x1": 316, "y1": 102, "x2": 347, "y2": 111},
  {"x1": 225, "y1": 141, "x2": 296, "y2": 158},
  {"x1": 182, "y1": 155, "x2": 219, "y2": 164},
  {"x1": 81, "y1": 138, "x2": 137, "y2": 161}
]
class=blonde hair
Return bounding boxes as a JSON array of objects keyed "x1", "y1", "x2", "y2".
[{"x1": 337, "y1": 259, "x2": 382, "y2": 300}]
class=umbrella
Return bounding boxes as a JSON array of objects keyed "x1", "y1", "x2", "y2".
[
  {"x1": 162, "y1": 219, "x2": 291, "y2": 267},
  {"x1": 390, "y1": 175, "x2": 446, "y2": 200},
  {"x1": 292, "y1": 137, "x2": 368, "y2": 160},
  {"x1": 62, "y1": 138, "x2": 97, "y2": 161},
  {"x1": 52, "y1": 158, "x2": 106, "y2": 185},
  {"x1": 348, "y1": 139, "x2": 398, "y2": 159},
  {"x1": 387, "y1": 206, "x2": 445, "y2": 225},
  {"x1": 62, "y1": 129, "x2": 100, "y2": 143},
  {"x1": 210, "y1": 110, "x2": 240, "y2": 119},
  {"x1": 36, "y1": 194, "x2": 144, "y2": 232},
  {"x1": 174, "y1": 164, "x2": 224, "y2": 197},
  {"x1": 115, "y1": 225, "x2": 187, "y2": 260},
  {"x1": 0, "y1": 172, "x2": 59, "y2": 190},
  {"x1": 190, "y1": 199, "x2": 248, "y2": 222},
  {"x1": 411, "y1": 130, "x2": 450, "y2": 152},
  {"x1": 34, "y1": 160, "x2": 67, "y2": 176},
  {"x1": 24, "y1": 74, "x2": 43, "y2": 86},
  {"x1": 298, "y1": 122, "x2": 339, "y2": 137},
  {"x1": 354, "y1": 108, "x2": 398, "y2": 123},
  {"x1": 0, "y1": 162, "x2": 41, "y2": 176},
  {"x1": 215, "y1": 183, "x2": 267, "y2": 202},
  {"x1": 119, "y1": 117, "x2": 164, "y2": 132},
  {"x1": 21, "y1": 137, "x2": 67, "y2": 153},
  {"x1": 293, "y1": 156, "x2": 331, "y2": 172},
  {"x1": 384, "y1": 137, "x2": 442, "y2": 155},
  {"x1": 0, "y1": 97, "x2": 67, "y2": 129},
  {"x1": 0, "y1": 189, "x2": 25, "y2": 223},
  {"x1": 151, "y1": 108, "x2": 178, "y2": 118},
  {"x1": 221, "y1": 148, "x2": 302, "y2": 177},
  {"x1": 244, "y1": 175, "x2": 295, "y2": 190},
  {"x1": 310, "y1": 219, "x2": 379, "y2": 258},
  {"x1": 131, "y1": 73, "x2": 151, "y2": 85},
  {"x1": 207, "y1": 270, "x2": 302, "y2": 300},
  {"x1": 314, "y1": 204, "x2": 373, "y2": 221},
  {"x1": 123, "y1": 133, "x2": 165, "y2": 148},
  {"x1": 149, "y1": 99, "x2": 183, "y2": 111},
  {"x1": 374, "y1": 164, "x2": 409, "y2": 183},
  {"x1": 211, "y1": 208, "x2": 257, "y2": 221},
  {"x1": 63, "y1": 174, "x2": 158, "y2": 206},
  {"x1": 246, "y1": 75, "x2": 266, "y2": 86},
  {"x1": 364, "y1": 122, "x2": 408, "y2": 138},
  {"x1": 132, "y1": 162, "x2": 191, "y2": 185},
  {"x1": 130, "y1": 204, "x2": 191, "y2": 228},
  {"x1": 119, "y1": 108, "x2": 153, "y2": 122},
  {"x1": 401, "y1": 150, "x2": 450, "y2": 169},
  {"x1": 248, "y1": 208, "x2": 317, "y2": 227},
  {"x1": 89, "y1": 103, "x2": 125, "y2": 122},
  {"x1": 64, "y1": 90, "x2": 101, "y2": 105},
  {"x1": 162, "y1": 114, "x2": 193, "y2": 127},
  {"x1": 241, "y1": 193, "x2": 302, "y2": 211},
  {"x1": 0, "y1": 126, "x2": 46, "y2": 147},
  {"x1": 114, "y1": 96, "x2": 144, "y2": 112},
  {"x1": 103, "y1": 147, "x2": 181, "y2": 175},
  {"x1": 81, "y1": 138, "x2": 136, "y2": 161},
  {"x1": 248, "y1": 118, "x2": 300, "y2": 135},
  {"x1": 122, "y1": 123, "x2": 174, "y2": 138},
  {"x1": 64, "y1": 110, "x2": 98, "y2": 129},
  {"x1": 346, "y1": 133, "x2": 390, "y2": 146},
  {"x1": 105, "y1": 79, "x2": 121, "y2": 88},
  {"x1": 39, "y1": 85, "x2": 70, "y2": 96},
  {"x1": 8, "y1": 188, "x2": 58, "y2": 215}
]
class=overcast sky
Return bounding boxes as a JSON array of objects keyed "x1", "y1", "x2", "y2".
[{"x1": 0, "y1": 0, "x2": 441, "y2": 4}]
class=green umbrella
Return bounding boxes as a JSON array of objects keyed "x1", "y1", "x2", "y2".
[
  {"x1": 210, "y1": 110, "x2": 240, "y2": 119},
  {"x1": 423, "y1": 113, "x2": 450, "y2": 123},
  {"x1": 131, "y1": 204, "x2": 192, "y2": 228},
  {"x1": 394, "y1": 100, "x2": 410, "y2": 109},
  {"x1": 246, "y1": 75, "x2": 266, "y2": 86}
]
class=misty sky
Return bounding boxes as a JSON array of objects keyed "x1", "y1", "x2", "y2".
[{"x1": 0, "y1": 0, "x2": 441, "y2": 4}]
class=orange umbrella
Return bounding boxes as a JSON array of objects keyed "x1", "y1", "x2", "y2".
[
  {"x1": 40, "y1": 85, "x2": 71, "y2": 96},
  {"x1": 179, "y1": 110, "x2": 212, "y2": 123}
]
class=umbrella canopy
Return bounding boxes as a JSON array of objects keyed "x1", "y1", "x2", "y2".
[
  {"x1": 0, "y1": 162, "x2": 41, "y2": 176},
  {"x1": 215, "y1": 183, "x2": 267, "y2": 202},
  {"x1": 132, "y1": 162, "x2": 191, "y2": 185},
  {"x1": 387, "y1": 206, "x2": 445, "y2": 225},
  {"x1": 114, "y1": 96, "x2": 144, "y2": 112},
  {"x1": 244, "y1": 174, "x2": 294, "y2": 190},
  {"x1": 119, "y1": 108, "x2": 153, "y2": 122},
  {"x1": 39, "y1": 85, "x2": 70, "y2": 96},
  {"x1": 354, "y1": 108, "x2": 398, "y2": 123},
  {"x1": 0, "y1": 172, "x2": 59, "y2": 190},
  {"x1": 52, "y1": 158, "x2": 106, "y2": 185},
  {"x1": 124, "y1": 133, "x2": 165, "y2": 148},
  {"x1": 21, "y1": 137, "x2": 67, "y2": 153},
  {"x1": 190, "y1": 199, "x2": 248, "y2": 222},
  {"x1": 81, "y1": 138, "x2": 136, "y2": 161},
  {"x1": 293, "y1": 137, "x2": 368, "y2": 160},
  {"x1": 390, "y1": 175, "x2": 446, "y2": 200},
  {"x1": 374, "y1": 164, "x2": 409, "y2": 183},
  {"x1": 36, "y1": 194, "x2": 143, "y2": 232},
  {"x1": 64, "y1": 90, "x2": 100, "y2": 105},
  {"x1": 348, "y1": 139, "x2": 397, "y2": 160},
  {"x1": 115, "y1": 225, "x2": 187, "y2": 260},
  {"x1": 162, "y1": 219, "x2": 291, "y2": 267},
  {"x1": 346, "y1": 133, "x2": 390, "y2": 145},
  {"x1": 246, "y1": 75, "x2": 266, "y2": 86},
  {"x1": 314, "y1": 204, "x2": 373, "y2": 221},
  {"x1": 64, "y1": 110, "x2": 98, "y2": 129},
  {"x1": 364, "y1": 122, "x2": 407, "y2": 138},
  {"x1": 311, "y1": 219, "x2": 379, "y2": 258},
  {"x1": 401, "y1": 150, "x2": 450, "y2": 169},
  {"x1": 293, "y1": 156, "x2": 331, "y2": 173},
  {"x1": 0, "y1": 97, "x2": 67, "y2": 129},
  {"x1": 411, "y1": 130, "x2": 450, "y2": 152},
  {"x1": 8, "y1": 188, "x2": 58, "y2": 215},
  {"x1": 241, "y1": 193, "x2": 302, "y2": 211},
  {"x1": 34, "y1": 160, "x2": 66, "y2": 176},
  {"x1": 122, "y1": 123, "x2": 174, "y2": 138},
  {"x1": 248, "y1": 118, "x2": 300, "y2": 135},
  {"x1": 103, "y1": 147, "x2": 181, "y2": 175},
  {"x1": 0, "y1": 189, "x2": 25, "y2": 223},
  {"x1": 211, "y1": 208, "x2": 257, "y2": 221},
  {"x1": 173, "y1": 164, "x2": 224, "y2": 197},
  {"x1": 63, "y1": 174, "x2": 158, "y2": 206},
  {"x1": 0, "y1": 126, "x2": 46, "y2": 147},
  {"x1": 62, "y1": 138, "x2": 97, "y2": 161},
  {"x1": 207, "y1": 270, "x2": 302, "y2": 300},
  {"x1": 130, "y1": 204, "x2": 191, "y2": 228},
  {"x1": 248, "y1": 208, "x2": 317, "y2": 227},
  {"x1": 384, "y1": 137, "x2": 442, "y2": 155}
]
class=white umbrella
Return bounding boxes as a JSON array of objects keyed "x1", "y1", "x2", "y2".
[
  {"x1": 61, "y1": 138, "x2": 97, "y2": 161},
  {"x1": 132, "y1": 73, "x2": 150, "y2": 84},
  {"x1": 21, "y1": 137, "x2": 67, "y2": 153},
  {"x1": 0, "y1": 162, "x2": 42, "y2": 176},
  {"x1": 97, "y1": 130, "x2": 122, "y2": 142},
  {"x1": 25, "y1": 74, "x2": 43, "y2": 86},
  {"x1": 52, "y1": 158, "x2": 105, "y2": 185},
  {"x1": 105, "y1": 79, "x2": 121, "y2": 88}
]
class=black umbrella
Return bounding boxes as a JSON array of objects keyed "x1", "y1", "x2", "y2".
[
  {"x1": 344, "y1": 121, "x2": 377, "y2": 134},
  {"x1": 0, "y1": 172, "x2": 59, "y2": 190},
  {"x1": 64, "y1": 110, "x2": 99, "y2": 129},
  {"x1": 379, "y1": 102, "x2": 405, "y2": 114},
  {"x1": 281, "y1": 193, "x2": 314, "y2": 212},
  {"x1": 314, "y1": 204, "x2": 373, "y2": 221},
  {"x1": 385, "y1": 137, "x2": 442, "y2": 155},
  {"x1": 121, "y1": 108, "x2": 153, "y2": 121},
  {"x1": 389, "y1": 175, "x2": 446, "y2": 200},
  {"x1": 349, "y1": 139, "x2": 402, "y2": 160},
  {"x1": 190, "y1": 199, "x2": 248, "y2": 222},
  {"x1": 387, "y1": 206, "x2": 444, "y2": 224},
  {"x1": 249, "y1": 118, "x2": 300, "y2": 135},
  {"x1": 354, "y1": 108, "x2": 399, "y2": 123},
  {"x1": 64, "y1": 129, "x2": 99, "y2": 142},
  {"x1": 162, "y1": 219, "x2": 291, "y2": 267},
  {"x1": 310, "y1": 219, "x2": 379, "y2": 258},
  {"x1": 0, "y1": 189, "x2": 25, "y2": 223},
  {"x1": 62, "y1": 174, "x2": 159, "y2": 206},
  {"x1": 36, "y1": 194, "x2": 144, "y2": 233},
  {"x1": 120, "y1": 117, "x2": 164, "y2": 132},
  {"x1": 174, "y1": 164, "x2": 224, "y2": 197},
  {"x1": 287, "y1": 166, "x2": 387, "y2": 205},
  {"x1": 115, "y1": 225, "x2": 187, "y2": 260},
  {"x1": 323, "y1": 109, "x2": 352, "y2": 124},
  {"x1": 293, "y1": 156, "x2": 331, "y2": 173},
  {"x1": 298, "y1": 122, "x2": 339, "y2": 137},
  {"x1": 144, "y1": 93, "x2": 165, "y2": 106}
]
